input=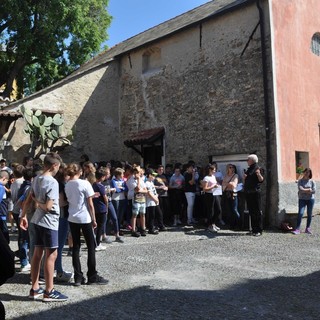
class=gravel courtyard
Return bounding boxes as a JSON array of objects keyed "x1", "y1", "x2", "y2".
[{"x1": 1, "y1": 215, "x2": 320, "y2": 320}]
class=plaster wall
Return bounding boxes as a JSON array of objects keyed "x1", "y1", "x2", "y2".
[
  {"x1": 3, "y1": 64, "x2": 121, "y2": 163},
  {"x1": 270, "y1": 0, "x2": 320, "y2": 218}
]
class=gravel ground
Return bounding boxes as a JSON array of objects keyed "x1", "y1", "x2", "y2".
[{"x1": 1, "y1": 215, "x2": 320, "y2": 320}]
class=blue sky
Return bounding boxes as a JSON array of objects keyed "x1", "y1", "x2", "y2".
[{"x1": 105, "y1": 0, "x2": 211, "y2": 48}]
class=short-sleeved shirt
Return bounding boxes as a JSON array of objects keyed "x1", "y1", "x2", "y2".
[
  {"x1": 65, "y1": 179, "x2": 95, "y2": 224},
  {"x1": 298, "y1": 179, "x2": 316, "y2": 200},
  {"x1": 133, "y1": 179, "x2": 146, "y2": 203},
  {"x1": 126, "y1": 176, "x2": 136, "y2": 200},
  {"x1": 184, "y1": 172, "x2": 196, "y2": 193},
  {"x1": 93, "y1": 182, "x2": 107, "y2": 213},
  {"x1": 203, "y1": 175, "x2": 217, "y2": 194},
  {"x1": 145, "y1": 180, "x2": 158, "y2": 207},
  {"x1": 30, "y1": 175, "x2": 60, "y2": 231}
]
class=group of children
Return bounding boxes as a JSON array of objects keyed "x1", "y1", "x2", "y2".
[{"x1": 0, "y1": 154, "x2": 188, "y2": 303}]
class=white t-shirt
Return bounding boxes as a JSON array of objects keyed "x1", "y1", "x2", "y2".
[
  {"x1": 203, "y1": 175, "x2": 217, "y2": 194},
  {"x1": 126, "y1": 176, "x2": 136, "y2": 200},
  {"x1": 65, "y1": 179, "x2": 95, "y2": 224},
  {"x1": 145, "y1": 180, "x2": 158, "y2": 207}
]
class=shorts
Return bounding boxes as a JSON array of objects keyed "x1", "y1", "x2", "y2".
[
  {"x1": 33, "y1": 224, "x2": 58, "y2": 249},
  {"x1": 132, "y1": 201, "x2": 146, "y2": 216}
]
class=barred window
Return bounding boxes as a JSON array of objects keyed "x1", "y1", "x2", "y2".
[{"x1": 311, "y1": 33, "x2": 320, "y2": 56}]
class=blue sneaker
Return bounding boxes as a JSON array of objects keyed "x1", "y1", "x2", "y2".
[
  {"x1": 42, "y1": 289, "x2": 68, "y2": 302},
  {"x1": 29, "y1": 287, "x2": 45, "y2": 300}
]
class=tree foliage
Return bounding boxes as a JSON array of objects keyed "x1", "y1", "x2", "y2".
[{"x1": 0, "y1": 0, "x2": 111, "y2": 98}]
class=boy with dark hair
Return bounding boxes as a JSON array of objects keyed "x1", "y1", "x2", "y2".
[
  {"x1": 0, "y1": 171, "x2": 10, "y2": 243},
  {"x1": 20, "y1": 152, "x2": 68, "y2": 302}
]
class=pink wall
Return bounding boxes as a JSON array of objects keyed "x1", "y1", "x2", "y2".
[{"x1": 271, "y1": 0, "x2": 320, "y2": 181}]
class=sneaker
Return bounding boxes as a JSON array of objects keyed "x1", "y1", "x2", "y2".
[
  {"x1": 104, "y1": 237, "x2": 113, "y2": 244},
  {"x1": 140, "y1": 229, "x2": 147, "y2": 236},
  {"x1": 208, "y1": 225, "x2": 217, "y2": 233},
  {"x1": 95, "y1": 244, "x2": 107, "y2": 252},
  {"x1": 292, "y1": 229, "x2": 301, "y2": 235},
  {"x1": 29, "y1": 287, "x2": 45, "y2": 300},
  {"x1": 253, "y1": 232, "x2": 262, "y2": 237},
  {"x1": 212, "y1": 224, "x2": 220, "y2": 231},
  {"x1": 115, "y1": 236, "x2": 124, "y2": 243},
  {"x1": 55, "y1": 271, "x2": 73, "y2": 283},
  {"x1": 87, "y1": 275, "x2": 109, "y2": 285},
  {"x1": 131, "y1": 231, "x2": 140, "y2": 238},
  {"x1": 148, "y1": 229, "x2": 159, "y2": 235},
  {"x1": 21, "y1": 263, "x2": 31, "y2": 273},
  {"x1": 305, "y1": 227, "x2": 313, "y2": 234},
  {"x1": 74, "y1": 277, "x2": 86, "y2": 287},
  {"x1": 43, "y1": 289, "x2": 68, "y2": 302},
  {"x1": 158, "y1": 226, "x2": 168, "y2": 231}
]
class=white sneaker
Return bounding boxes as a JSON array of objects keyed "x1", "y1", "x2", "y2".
[
  {"x1": 213, "y1": 224, "x2": 220, "y2": 231},
  {"x1": 95, "y1": 244, "x2": 107, "y2": 251},
  {"x1": 20, "y1": 263, "x2": 31, "y2": 273},
  {"x1": 56, "y1": 271, "x2": 74, "y2": 283},
  {"x1": 208, "y1": 225, "x2": 217, "y2": 233}
]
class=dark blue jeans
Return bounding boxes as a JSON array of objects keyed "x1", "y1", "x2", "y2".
[
  {"x1": 55, "y1": 216, "x2": 69, "y2": 274},
  {"x1": 296, "y1": 198, "x2": 314, "y2": 229},
  {"x1": 112, "y1": 199, "x2": 127, "y2": 229},
  {"x1": 95, "y1": 212, "x2": 107, "y2": 246},
  {"x1": 106, "y1": 202, "x2": 119, "y2": 235}
]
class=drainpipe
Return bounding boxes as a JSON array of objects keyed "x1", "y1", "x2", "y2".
[{"x1": 256, "y1": 0, "x2": 272, "y2": 226}]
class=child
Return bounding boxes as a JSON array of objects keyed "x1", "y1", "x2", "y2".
[
  {"x1": 111, "y1": 168, "x2": 128, "y2": 232},
  {"x1": 92, "y1": 168, "x2": 108, "y2": 251},
  {"x1": 65, "y1": 163, "x2": 107, "y2": 286},
  {"x1": 20, "y1": 152, "x2": 68, "y2": 302},
  {"x1": 0, "y1": 171, "x2": 10, "y2": 243},
  {"x1": 131, "y1": 167, "x2": 148, "y2": 237},
  {"x1": 145, "y1": 169, "x2": 160, "y2": 235},
  {"x1": 100, "y1": 167, "x2": 124, "y2": 243}
]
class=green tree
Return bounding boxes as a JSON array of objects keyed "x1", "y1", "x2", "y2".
[{"x1": 0, "y1": 0, "x2": 111, "y2": 98}]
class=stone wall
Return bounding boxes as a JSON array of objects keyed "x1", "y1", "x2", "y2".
[{"x1": 119, "y1": 4, "x2": 267, "y2": 166}]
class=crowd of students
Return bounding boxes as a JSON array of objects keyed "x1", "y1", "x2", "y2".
[{"x1": 0, "y1": 152, "x2": 265, "y2": 304}]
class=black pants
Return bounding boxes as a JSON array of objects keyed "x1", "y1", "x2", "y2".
[
  {"x1": 245, "y1": 192, "x2": 263, "y2": 233},
  {"x1": 204, "y1": 193, "x2": 221, "y2": 225},
  {"x1": 146, "y1": 206, "x2": 156, "y2": 231},
  {"x1": 69, "y1": 222, "x2": 97, "y2": 283},
  {"x1": 159, "y1": 196, "x2": 171, "y2": 224},
  {"x1": 95, "y1": 212, "x2": 107, "y2": 246}
]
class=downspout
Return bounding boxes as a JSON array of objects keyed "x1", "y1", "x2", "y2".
[{"x1": 256, "y1": 0, "x2": 272, "y2": 226}]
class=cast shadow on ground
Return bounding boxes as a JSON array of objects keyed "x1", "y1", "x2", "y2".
[{"x1": 2, "y1": 270, "x2": 320, "y2": 320}]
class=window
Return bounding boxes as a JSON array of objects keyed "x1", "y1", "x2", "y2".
[
  {"x1": 295, "y1": 151, "x2": 309, "y2": 179},
  {"x1": 311, "y1": 33, "x2": 320, "y2": 56},
  {"x1": 142, "y1": 47, "x2": 162, "y2": 73}
]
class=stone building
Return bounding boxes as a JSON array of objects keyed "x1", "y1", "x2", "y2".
[{"x1": 0, "y1": 0, "x2": 320, "y2": 226}]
